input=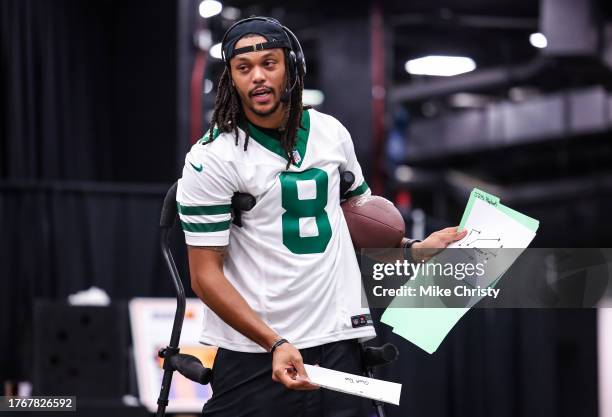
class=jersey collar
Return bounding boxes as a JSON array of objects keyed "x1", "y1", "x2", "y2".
[{"x1": 244, "y1": 109, "x2": 310, "y2": 168}]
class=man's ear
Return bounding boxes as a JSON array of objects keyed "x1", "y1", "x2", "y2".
[{"x1": 227, "y1": 68, "x2": 235, "y2": 87}]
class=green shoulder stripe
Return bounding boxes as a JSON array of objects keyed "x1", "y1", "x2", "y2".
[
  {"x1": 180, "y1": 220, "x2": 231, "y2": 233},
  {"x1": 197, "y1": 128, "x2": 221, "y2": 145},
  {"x1": 344, "y1": 181, "x2": 370, "y2": 198},
  {"x1": 177, "y1": 203, "x2": 231, "y2": 216}
]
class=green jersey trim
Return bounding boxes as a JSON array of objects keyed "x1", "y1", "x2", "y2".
[
  {"x1": 177, "y1": 203, "x2": 231, "y2": 216},
  {"x1": 344, "y1": 181, "x2": 370, "y2": 198},
  {"x1": 197, "y1": 128, "x2": 220, "y2": 144},
  {"x1": 181, "y1": 220, "x2": 231, "y2": 233},
  {"x1": 245, "y1": 110, "x2": 310, "y2": 168}
]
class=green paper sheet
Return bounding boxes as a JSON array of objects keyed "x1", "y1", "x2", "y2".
[{"x1": 381, "y1": 188, "x2": 540, "y2": 354}]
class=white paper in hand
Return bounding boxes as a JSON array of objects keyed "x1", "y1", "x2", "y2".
[{"x1": 304, "y1": 364, "x2": 402, "y2": 406}]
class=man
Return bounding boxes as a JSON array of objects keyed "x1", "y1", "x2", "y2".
[{"x1": 177, "y1": 17, "x2": 466, "y2": 417}]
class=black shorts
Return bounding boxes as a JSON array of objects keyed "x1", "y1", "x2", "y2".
[{"x1": 202, "y1": 339, "x2": 371, "y2": 417}]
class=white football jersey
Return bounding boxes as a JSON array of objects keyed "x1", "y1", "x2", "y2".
[{"x1": 177, "y1": 109, "x2": 376, "y2": 352}]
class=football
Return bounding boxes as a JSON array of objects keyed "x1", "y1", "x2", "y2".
[{"x1": 341, "y1": 195, "x2": 405, "y2": 250}]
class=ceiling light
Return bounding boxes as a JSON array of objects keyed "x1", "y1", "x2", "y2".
[
  {"x1": 195, "y1": 29, "x2": 212, "y2": 50},
  {"x1": 209, "y1": 43, "x2": 222, "y2": 59},
  {"x1": 199, "y1": 0, "x2": 222, "y2": 18},
  {"x1": 395, "y1": 165, "x2": 414, "y2": 183},
  {"x1": 529, "y1": 32, "x2": 548, "y2": 49},
  {"x1": 405, "y1": 55, "x2": 476, "y2": 77},
  {"x1": 221, "y1": 6, "x2": 241, "y2": 20},
  {"x1": 449, "y1": 93, "x2": 490, "y2": 108},
  {"x1": 508, "y1": 86, "x2": 540, "y2": 102},
  {"x1": 204, "y1": 79, "x2": 214, "y2": 94},
  {"x1": 302, "y1": 89, "x2": 325, "y2": 106}
]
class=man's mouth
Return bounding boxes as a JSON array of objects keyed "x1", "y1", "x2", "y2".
[{"x1": 250, "y1": 87, "x2": 273, "y2": 103}]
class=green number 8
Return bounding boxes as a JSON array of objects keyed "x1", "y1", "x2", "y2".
[{"x1": 280, "y1": 168, "x2": 332, "y2": 254}]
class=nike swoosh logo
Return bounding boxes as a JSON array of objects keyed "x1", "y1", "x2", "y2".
[{"x1": 189, "y1": 162, "x2": 203, "y2": 172}]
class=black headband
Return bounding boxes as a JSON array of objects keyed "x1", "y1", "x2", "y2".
[{"x1": 222, "y1": 18, "x2": 292, "y2": 62}]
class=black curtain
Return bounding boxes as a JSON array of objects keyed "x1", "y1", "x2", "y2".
[
  {"x1": 1, "y1": 0, "x2": 187, "y2": 383},
  {"x1": 0, "y1": 181, "x2": 190, "y2": 381},
  {"x1": 2, "y1": 0, "x2": 108, "y2": 179},
  {"x1": 373, "y1": 308, "x2": 598, "y2": 417},
  {"x1": 0, "y1": 0, "x2": 179, "y2": 182}
]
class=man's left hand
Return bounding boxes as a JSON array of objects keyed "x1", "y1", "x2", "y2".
[{"x1": 411, "y1": 226, "x2": 467, "y2": 263}]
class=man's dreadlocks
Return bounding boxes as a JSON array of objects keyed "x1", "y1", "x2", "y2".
[{"x1": 206, "y1": 49, "x2": 307, "y2": 169}]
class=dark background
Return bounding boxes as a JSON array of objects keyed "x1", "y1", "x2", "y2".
[{"x1": 1, "y1": 0, "x2": 610, "y2": 416}]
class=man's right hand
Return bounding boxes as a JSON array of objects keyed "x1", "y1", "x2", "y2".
[{"x1": 271, "y1": 343, "x2": 319, "y2": 391}]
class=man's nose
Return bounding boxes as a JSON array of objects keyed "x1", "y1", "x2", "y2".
[{"x1": 251, "y1": 65, "x2": 266, "y2": 83}]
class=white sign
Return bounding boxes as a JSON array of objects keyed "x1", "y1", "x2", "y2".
[{"x1": 129, "y1": 298, "x2": 216, "y2": 413}]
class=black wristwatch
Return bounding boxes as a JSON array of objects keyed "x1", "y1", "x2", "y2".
[
  {"x1": 270, "y1": 338, "x2": 289, "y2": 354},
  {"x1": 401, "y1": 238, "x2": 422, "y2": 263}
]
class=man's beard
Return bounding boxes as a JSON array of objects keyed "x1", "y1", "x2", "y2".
[{"x1": 249, "y1": 98, "x2": 281, "y2": 117}]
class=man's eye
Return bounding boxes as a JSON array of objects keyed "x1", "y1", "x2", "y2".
[
  {"x1": 238, "y1": 66, "x2": 248, "y2": 71},
  {"x1": 264, "y1": 60, "x2": 276, "y2": 67}
]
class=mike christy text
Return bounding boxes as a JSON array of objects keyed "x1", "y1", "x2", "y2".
[{"x1": 373, "y1": 284, "x2": 500, "y2": 299}]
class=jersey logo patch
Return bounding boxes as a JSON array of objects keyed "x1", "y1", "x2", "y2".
[
  {"x1": 189, "y1": 162, "x2": 203, "y2": 172},
  {"x1": 351, "y1": 314, "x2": 373, "y2": 328},
  {"x1": 292, "y1": 149, "x2": 302, "y2": 164}
]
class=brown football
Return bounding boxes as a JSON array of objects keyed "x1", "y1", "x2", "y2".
[{"x1": 341, "y1": 195, "x2": 405, "y2": 250}]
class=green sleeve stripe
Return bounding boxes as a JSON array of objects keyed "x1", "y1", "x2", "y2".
[
  {"x1": 181, "y1": 220, "x2": 231, "y2": 233},
  {"x1": 344, "y1": 181, "x2": 370, "y2": 198},
  {"x1": 177, "y1": 203, "x2": 231, "y2": 215},
  {"x1": 197, "y1": 128, "x2": 220, "y2": 144}
]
